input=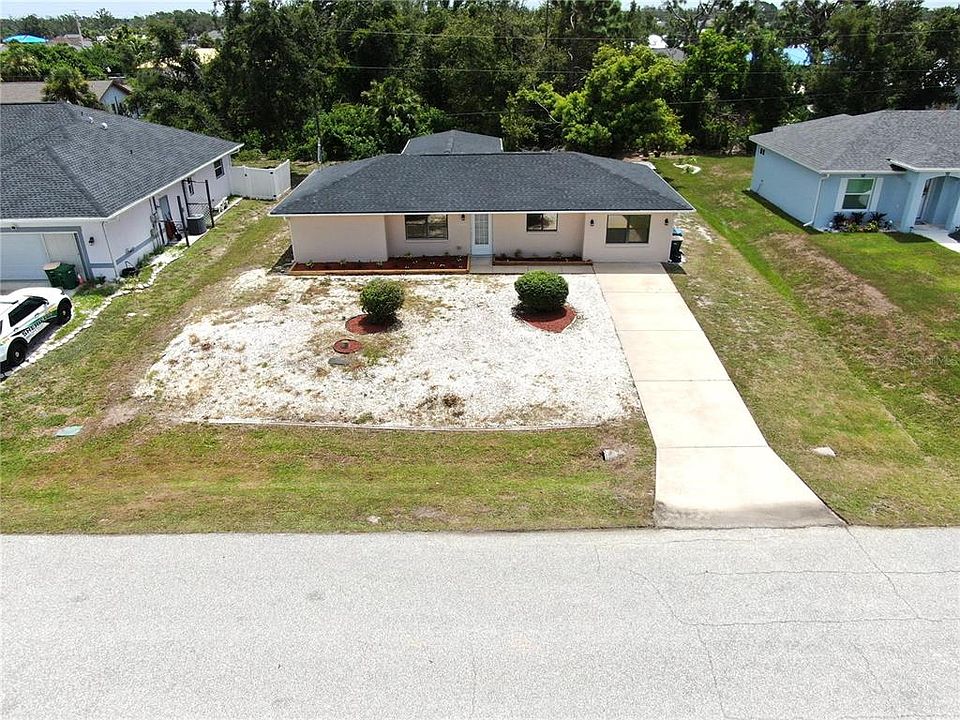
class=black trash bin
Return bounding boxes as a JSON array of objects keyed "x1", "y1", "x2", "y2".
[
  {"x1": 669, "y1": 239, "x2": 683, "y2": 263},
  {"x1": 187, "y1": 214, "x2": 207, "y2": 235}
]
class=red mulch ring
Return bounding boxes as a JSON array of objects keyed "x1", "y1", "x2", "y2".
[
  {"x1": 333, "y1": 338, "x2": 362, "y2": 354},
  {"x1": 517, "y1": 305, "x2": 577, "y2": 333},
  {"x1": 346, "y1": 314, "x2": 394, "y2": 335}
]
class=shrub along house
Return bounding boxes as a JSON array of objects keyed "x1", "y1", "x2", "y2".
[
  {"x1": 0, "y1": 102, "x2": 240, "y2": 290},
  {"x1": 749, "y1": 110, "x2": 960, "y2": 233},
  {"x1": 270, "y1": 130, "x2": 693, "y2": 266}
]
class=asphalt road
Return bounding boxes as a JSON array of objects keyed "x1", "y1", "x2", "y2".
[{"x1": 2, "y1": 527, "x2": 958, "y2": 719}]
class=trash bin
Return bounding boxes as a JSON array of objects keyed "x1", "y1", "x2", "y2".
[
  {"x1": 669, "y1": 239, "x2": 683, "y2": 264},
  {"x1": 43, "y1": 261, "x2": 65, "y2": 288},
  {"x1": 58, "y1": 262, "x2": 78, "y2": 289},
  {"x1": 187, "y1": 214, "x2": 207, "y2": 235}
]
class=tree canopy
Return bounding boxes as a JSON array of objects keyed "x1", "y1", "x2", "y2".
[{"x1": 0, "y1": 0, "x2": 955, "y2": 158}]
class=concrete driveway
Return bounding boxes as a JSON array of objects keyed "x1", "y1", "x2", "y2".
[
  {"x1": 2, "y1": 529, "x2": 957, "y2": 719},
  {"x1": 594, "y1": 263, "x2": 841, "y2": 528}
]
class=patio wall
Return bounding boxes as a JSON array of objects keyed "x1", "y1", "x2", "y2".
[
  {"x1": 582, "y1": 212, "x2": 677, "y2": 263},
  {"x1": 288, "y1": 215, "x2": 388, "y2": 262},
  {"x1": 385, "y1": 214, "x2": 472, "y2": 256},
  {"x1": 491, "y1": 213, "x2": 584, "y2": 258}
]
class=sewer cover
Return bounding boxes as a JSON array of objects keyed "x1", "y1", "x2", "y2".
[{"x1": 333, "y1": 338, "x2": 362, "y2": 354}]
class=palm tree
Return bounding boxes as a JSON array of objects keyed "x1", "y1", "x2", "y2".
[{"x1": 41, "y1": 65, "x2": 103, "y2": 109}]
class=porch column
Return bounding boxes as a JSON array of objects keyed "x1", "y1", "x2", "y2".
[{"x1": 897, "y1": 172, "x2": 927, "y2": 233}]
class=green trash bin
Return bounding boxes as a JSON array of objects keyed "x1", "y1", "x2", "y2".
[
  {"x1": 58, "y1": 263, "x2": 78, "y2": 289},
  {"x1": 42, "y1": 262, "x2": 64, "y2": 288},
  {"x1": 42, "y1": 262, "x2": 78, "y2": 289}
]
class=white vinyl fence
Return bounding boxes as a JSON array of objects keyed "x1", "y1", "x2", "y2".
[{"x1": 229, "y1": 160, "x2": 291, "y2": 201}]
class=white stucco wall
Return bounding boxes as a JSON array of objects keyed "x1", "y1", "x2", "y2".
[
  {"x1": 582, "y1": 213, "x2": 677, "y2": 263},
  {"x1": 490, "y1": 213, "x2": 584, "y2": 258},
  {"x1": 385, "y1": 214, "x2": 471, "y2": 256},
  {"x1": 191, "y1": 155, "x2": 233, "y2": 206},
  {"x1": 100, "y1": 85, "x2": 130, "y2": 114},
  {"x1": 288, "y1": 215, "x2": 388, "y2": 263}
]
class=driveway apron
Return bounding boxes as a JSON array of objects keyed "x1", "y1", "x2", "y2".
[{"x1": 595, "y1": 263, "x2": 842, "y2": 528}]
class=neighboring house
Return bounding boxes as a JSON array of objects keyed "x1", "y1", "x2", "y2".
[
  {"x1": 271, "y1": 130, "x2": 693, "y2": 265},
  {"x1": 0, "y1": 79, "x2": 134, "y2": 114},
  {"x1": 49, "y1": 34, "x2": 94, "y2": 50},
  {"x1": 750, "y1": 110, "x2": 960, "y2": 233},
  {"x1": 0, "y1": 102, "x2": 240, "y2": 290}
]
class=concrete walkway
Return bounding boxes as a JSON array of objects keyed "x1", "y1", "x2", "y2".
[
  {"x1": 3, "y1": 529, "x2": 957, "y2": 719},
  {"x1": 595, "y1": 263, "x2": 841, "y2": 529},
  {"x1": 913, "y1": 225, "x2": 960, "y2": 254}
]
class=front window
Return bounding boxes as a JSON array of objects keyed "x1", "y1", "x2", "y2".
[
  {"x1": 404, "y1": 214, "x2": 448, "y2": 240},
  {"x1": 605, "y1": 215, "x2": 650, "y2": 244},
  {"x1": 526, "y1": 213, "x2": 558, "y2": 232},
  {"x1": 841, "y1": 178, "x2": 875, "y2": 210},
  {"x1": 214, "y1": 159, "x2": 225, "y2": 178}
]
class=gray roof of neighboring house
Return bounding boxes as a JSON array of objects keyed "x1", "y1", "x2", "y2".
[
  {"x1": 652, "y1": 46, "x2": 686, "y2": 62},
  {"x1": 1, "y1": 102, "x2": 240, "y2": 220},
  {"x1": 272, "y1": 145, "x2": 693, "y2": 216},
  {"x1": 402, "y1": 130, "x2": 503, "y2": 155},
  {"x1": 0, "y1": 79, "x2": 131, "y2": 104},
  {"x1": 750, "y1": 110, "x2": 960, "y2": 172}
]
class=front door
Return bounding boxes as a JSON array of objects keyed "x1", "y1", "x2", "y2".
[{"x1": 471, "y1": 213, "x2": 492, "y2": 256}]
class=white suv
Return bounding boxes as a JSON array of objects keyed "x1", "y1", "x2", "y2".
[{"x1": 0, "y1": 288, "x2": 72, "y2": 369}]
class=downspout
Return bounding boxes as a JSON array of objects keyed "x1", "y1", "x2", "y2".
[
  {"x1": 100, "y1": 219, "x2": 119, "y2": 278},
  {"x1": 804, "y1": 175, "x2": 828, "y2": 228}
]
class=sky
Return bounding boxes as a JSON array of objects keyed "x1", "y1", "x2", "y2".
[{"x1": 3, "y1": 0, "x2": 957, "y2": 18}]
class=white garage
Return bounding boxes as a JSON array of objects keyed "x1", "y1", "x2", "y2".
[{"x1": 0, "y1": 231, "x2": 84, "y2": 291}]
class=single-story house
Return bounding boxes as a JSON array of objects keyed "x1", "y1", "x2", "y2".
[
  {"x1": 749, "y1": 110, "x2": 960, "y2": 233},
  {"x1": 0, "y1": 79, "x2": 134, "y2": 114},
  {"x1": 0, "y1": 102, "x2": 240, "y2": 290},
  {"x1": 271, "y1": 130, "x2": 693, "y2": 264}
]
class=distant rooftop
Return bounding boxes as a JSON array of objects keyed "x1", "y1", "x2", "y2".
[
  {"x1": 750, "y1": 110, "x2": 960, "y2": 172},
  {"x1": 0, "y1": 79, "x2": 130, "y2": 104},
  {"x1": 402, "y1": 130, "x2": 503, "y2": 155}
]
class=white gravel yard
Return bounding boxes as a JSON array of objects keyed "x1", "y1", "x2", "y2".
[{"x1": 134, "y1": 270, "x2": 641, "y2": 428}]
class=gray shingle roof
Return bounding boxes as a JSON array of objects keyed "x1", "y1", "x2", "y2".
[
  {"x1": 0, "y1": 79, "x2": 130, "y2": 104},
  {"x1": 750, "y1": 110, "x2": 960, "y2": 172},
  {"x1": 402, "y1": 130, "x2": 503, "y2": 155},
  {"x1": 1, "y1": 102, "x2": 240, "y2": 219},
  {"x1": 272, "y1": 151, "x2": 692, "y2": 215}
]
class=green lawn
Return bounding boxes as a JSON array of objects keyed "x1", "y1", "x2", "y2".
[
  {"x1": 656, "y1": 156, "x2": 960, "y2": 525},
  {"x1": 1, "y1": 200, "x2": 655, "y2": 533}
]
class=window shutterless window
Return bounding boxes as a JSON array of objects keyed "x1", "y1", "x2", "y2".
[
  {"x1": 404, "y1": 214, "x2": 448, "y2": 240},
  {"x1": 526, "y1": 213, "x2": 558, "y2": 232},
  {"x1": 841, "y1": 178, "x2": 874, "y2": 210},
  {"x1": 605, "y1": 214, "x2": 650, "y2": 244},
  {"x1": 214, "y1": 159, "x2": 224, "y2": 178}
]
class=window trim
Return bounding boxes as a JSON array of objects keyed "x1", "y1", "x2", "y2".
[
  {"x1": 404, "y1": 214, "x2": 448, "y2": 241},
  {"x1": 836, "y1": 176, "x2": 881, "y2": 212},
  {"x1": 213, "y1": 158, "x2": 225, "y2": 178},
  {"x1": 525, "y1": 213, "x2": 559, "y2": 232},
  {"x1": 604, "y1": 214, "x2": 651, "y2": 245}
]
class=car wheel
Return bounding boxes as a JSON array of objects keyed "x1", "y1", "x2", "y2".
[
  {"x1": 56, "y1": 299, "x2": 72, "y2": 325},
  {"x1": 6, "y1": 339, "x2": 27, "y2": 368}
]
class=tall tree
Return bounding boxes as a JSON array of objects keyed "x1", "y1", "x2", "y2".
[{"x1": 42, "y1": 65, "x2": 102, "y2": 108}]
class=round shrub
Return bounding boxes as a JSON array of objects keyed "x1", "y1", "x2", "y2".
[
  {"x1": 360, "y1": 279, "x2": 405, "y2": 324},
  {"x1": 514, "y1": 270, "x2": 569, "y2": 313}
]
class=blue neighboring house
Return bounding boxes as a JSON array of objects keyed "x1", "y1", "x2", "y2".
[{"x1": 749, "y1": 110, "x2": 960, "y2": 234}]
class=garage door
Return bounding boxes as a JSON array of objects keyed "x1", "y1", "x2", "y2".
[{"x1": 0, "y1": 232, "x2": 83, "y2": 284}]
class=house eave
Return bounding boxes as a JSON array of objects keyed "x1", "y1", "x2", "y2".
[{"x1": 271, "y1": 208, "x2": 694, "y2": 218}]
